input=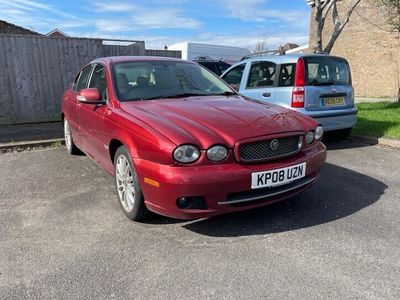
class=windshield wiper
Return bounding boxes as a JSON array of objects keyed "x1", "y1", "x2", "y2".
[
  {"x1": 137, "y1": 91, "x2": 236, "y2": 101},
  {"x1": 143, "y1": 92, "x2": 209, "y2": 100},
  {"x1": 209, "y1": 91, "x2": 236, "y2": 96}
]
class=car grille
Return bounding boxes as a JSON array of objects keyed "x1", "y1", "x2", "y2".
[{"x1": 238, "y1": 135, "x2": 302, "y2": 162}]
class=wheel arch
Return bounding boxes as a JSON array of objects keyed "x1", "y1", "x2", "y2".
[
  {"x1": 109, "y1": 139, "x2": 124, "y2": 164},
  {"x1": 109, "y1": 135, "x2": 139, "y2": 166}
]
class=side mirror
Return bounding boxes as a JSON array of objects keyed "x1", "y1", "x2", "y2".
[
  {"x1": 230, "y1": 84, "x2": 239, "y2": 91},
  {"x1": 77, "y1": 88, "x2": 104, "y2": 104}
]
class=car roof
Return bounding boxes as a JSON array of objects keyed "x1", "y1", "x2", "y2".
[
  {"x1": 91, "y1": 56, "x2": 189, "y2": 65},
  {"x1": 240, "y1": 53, "x2": 347, "y2": 63},
  {"x1": 225, "y1": 53, "x2": 348, "y2": 71},
  {"x1": 194, "y1": 59, "x2": 229, "y2": 63}
]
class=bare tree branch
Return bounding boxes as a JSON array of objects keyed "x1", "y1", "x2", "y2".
[
  {"x1": 312, "y1": 0, "x2": 325, "y2": 52},
  {"x1": 320, "y1": 0, "x2": 336, "y2": 33},
  {"x1": 321, "y1": 0, "x2": 333, "y2": 11},
  {"x1": 323, "y1": 0, "x2": 362, "y2": 53},
  {"x1": 322, "y1": 0, "x2": 336, "y2": 20}
]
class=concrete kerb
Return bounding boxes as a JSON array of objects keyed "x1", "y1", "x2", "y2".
[
  {"x1": 351, "y1": 135, "x2": 400, "y2": 149},
  {"x1": 0, "y1": 138, "x2": 65, "y2": 154}
]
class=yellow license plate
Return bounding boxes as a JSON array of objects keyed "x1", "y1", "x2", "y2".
[{"x1": 323, "y1": 97, "x2": 345, "y2": 106}]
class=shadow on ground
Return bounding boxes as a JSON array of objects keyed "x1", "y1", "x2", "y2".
[
  {"x1": 177, "y1": 162, "x2": 386, "y2": 237},
  {"x1": 323, "y1": 137, "x2": 376, "y2": 150}
]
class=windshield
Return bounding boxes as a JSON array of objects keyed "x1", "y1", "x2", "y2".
[
  {"x1": 304, "y1": 56, "x2": 351, "y2": 86},
  {"x1": 113, "y1": 60, "x2": 234, "y2": 101}
]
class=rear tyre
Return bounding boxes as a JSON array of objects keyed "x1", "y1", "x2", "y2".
[
  {"x1": 63, "y1": 118, "x2": 81, "y2": 155},
  {"x1": 114, "y1": 146, "x2": 148, "y2": 221},
  {"x1": 327, "y1": 128, "x2": 353, "y2": 142}
]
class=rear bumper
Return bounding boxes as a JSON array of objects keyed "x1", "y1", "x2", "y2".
[
  {"x1": 133, "y1": 142, "x2": 327, "y2": 219},
  {"x1": 301, "y1": 107, "x2": 358, "y2": 131}
]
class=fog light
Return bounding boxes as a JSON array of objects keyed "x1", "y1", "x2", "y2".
[
  {"x1": 176, "y1": 197, "x2": 207, "y2": 209},
  {"x1": 177, "y1": 197, "x2": 190, "y2": 209}
]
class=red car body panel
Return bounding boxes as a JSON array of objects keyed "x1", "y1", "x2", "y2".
[{"x1": 61, "y1": 56, "x2": 327, "y2": 219}]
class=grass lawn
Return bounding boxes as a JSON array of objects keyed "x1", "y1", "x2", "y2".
[{"x1": 353, "y1": 102, "x2": 400, "y2": 139}]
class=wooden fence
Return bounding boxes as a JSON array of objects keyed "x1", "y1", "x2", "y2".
[{"x1": 0, "y1": 35, "x2": 180, "y2": 125}]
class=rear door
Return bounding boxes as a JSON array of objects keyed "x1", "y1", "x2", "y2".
[
  {"x1": 303, "y1": 56, "x2": 354, "y2": 111},
  {"x1": 238, "y1": 60, "x2": 277, "y2": 103},
  {"x1": 272, "y1": 63, "x2": 296, "y2": 108}
]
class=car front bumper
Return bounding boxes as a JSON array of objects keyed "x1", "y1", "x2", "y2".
[{"x1": 134, "y1": 142, "x2": 327, "y2": 219}]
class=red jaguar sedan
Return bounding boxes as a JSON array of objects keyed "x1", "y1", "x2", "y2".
[{"x1": 61, "y1": 56, "x2": 327, "y2": 221}]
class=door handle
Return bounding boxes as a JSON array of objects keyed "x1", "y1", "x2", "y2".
[{"x1": 262, "y1": 92, "x2": 271, "y2": 97}]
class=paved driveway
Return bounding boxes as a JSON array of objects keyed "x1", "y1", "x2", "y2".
[{"x1": 0, "y1": 141, "x2": 399, "y2": 299}]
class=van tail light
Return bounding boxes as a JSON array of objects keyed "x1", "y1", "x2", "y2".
[
  {"x1": 291, "y1": 57, "x2": 305, "y2": 108},
  {"x1": 292, "y1": 87, "x2": 305, "y2": 108}
]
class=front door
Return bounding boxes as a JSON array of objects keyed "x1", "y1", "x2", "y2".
[{"x1": 77, "y1": 64, "x2": 109, "y2": 164}]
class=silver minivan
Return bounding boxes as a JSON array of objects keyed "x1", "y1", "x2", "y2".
[{"x1": 221, "y1": 53, "x2": 357, "y2": 139}]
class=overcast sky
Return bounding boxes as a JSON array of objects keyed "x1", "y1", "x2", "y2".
[{"x1": 0, "y1": 0, "x2": 311, "y2": 50}]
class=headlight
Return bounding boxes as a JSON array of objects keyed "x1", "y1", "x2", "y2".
[
  {"x1": 305, "y1": 131, "x2": 315, "y2": 144},
  {"x1": 315, "y1": 125, "x2": 324, "y2": 140},
  {"x1": 207, "y1": 145, "x2": 228, "y2": 162},
  {"x1": 173, "y1": 145, "x2": 200, "y2": 163}
]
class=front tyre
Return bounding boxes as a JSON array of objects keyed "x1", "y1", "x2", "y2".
[
  {"x1": 64, "y1": 118, "x2": 80, "y2": 155},
  {"x1": 114, "y1": 146, "x2": 148, "y2": 221}
]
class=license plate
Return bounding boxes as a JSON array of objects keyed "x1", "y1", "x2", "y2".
[
  {"x1": 322, "y1": 96, "x2": 345, "y2": 106},
  {"x1": 251, "y1": 163, "x2": 306, "y2": 189}
]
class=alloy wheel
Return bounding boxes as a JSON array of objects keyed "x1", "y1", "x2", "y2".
[{"x1": 115, "y1": 154, "x2": 136, "y2": 212}]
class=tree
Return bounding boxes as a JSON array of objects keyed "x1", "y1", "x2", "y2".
[
  {"x1": 312, "y1": 0, "x2": 362, "y2": 53},
  {"x1": 378, "y1": 0, "x2": 400, "y2": 101},
  {"x1": 378, "y1": 0, "x2": 400, "y2": 35}
]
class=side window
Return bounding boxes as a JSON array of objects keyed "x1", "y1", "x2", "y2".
[
  {"x1": 72, "y1": 72, "x2": 80, "y2": 91},
  {"x1": 278, "y1": 63, "x2": 295, "y2": 87},
  {"x1": 246, "y1": 61, "x2": 276, "y2": 88},
  {"x1": 76, "y1": 66, "x2": 93, "y2": 91},
  {"x1": 222, "y1": 64, "x2": 245, "y2": 86},
  {"x1": 89, "y1": 64, "x2": 107, "y2": 100}
]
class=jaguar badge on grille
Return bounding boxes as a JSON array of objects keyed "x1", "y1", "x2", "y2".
[{"x1": 269, "y1": 139, "x2": 279, "y2": 151}]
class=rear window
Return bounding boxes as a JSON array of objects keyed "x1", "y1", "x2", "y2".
[{"x1": 304, "y1": 56, "x2": 351, "y2": 86}]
